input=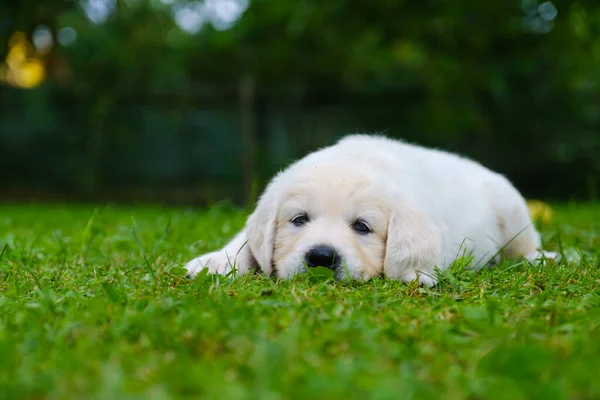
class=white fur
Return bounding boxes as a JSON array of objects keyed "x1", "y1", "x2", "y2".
[{"x1": 184, "y1": 134, "x2": 557, "y2": 286}]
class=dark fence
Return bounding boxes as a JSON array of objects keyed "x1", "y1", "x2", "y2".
[{"x1": 2, "y1": 79, "x2": 599, "y2": 205}]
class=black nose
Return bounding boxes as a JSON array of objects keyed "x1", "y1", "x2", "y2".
[{"x1": 305, "y1": 245, "x2": 341, "y2": 269}]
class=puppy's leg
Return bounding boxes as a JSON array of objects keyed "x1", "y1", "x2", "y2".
[
  {"x1": 383, "y1": 210, "x2": 443, "y2": 287},
  {"x1": 184, "y1": 229, "x2": 254, "y2": 278},
  {"x1": 492, "y1": 176, "x2": 559, "y2": 262}
]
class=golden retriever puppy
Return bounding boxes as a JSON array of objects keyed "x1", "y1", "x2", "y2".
[{"x1": 185, "y1": 134, "x2": 556, "y2": 286}]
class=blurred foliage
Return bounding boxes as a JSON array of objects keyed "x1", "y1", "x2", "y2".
[{"x1": 1, "y1": 0, "x2": 599, "y2": 203}]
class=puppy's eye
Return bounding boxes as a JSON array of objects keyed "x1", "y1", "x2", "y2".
[
  {"x1": 291, "y1": 214, "x2": 309, "y2": 226},
  {"x1": 351, "y1": 220, "x2": 372, "y2": 235}
]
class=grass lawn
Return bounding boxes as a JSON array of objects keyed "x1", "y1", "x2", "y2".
[{"x1": 0, "y1": 203, "x2": 599, "y2": 399}]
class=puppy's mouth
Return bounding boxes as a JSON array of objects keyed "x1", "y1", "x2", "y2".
[
  {"x1": 276, "y1": 246, "x2": 359, "y2": 280},
  {"x1": 297, "y1": 263, "x2": 358, "y2": 281}
]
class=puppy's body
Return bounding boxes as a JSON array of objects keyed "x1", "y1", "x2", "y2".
[{"x1": 185, "y1": 135, "x2": 554, "y2": 286}]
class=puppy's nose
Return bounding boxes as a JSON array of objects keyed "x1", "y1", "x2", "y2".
[{"x1": 305, "y1": 245, "x2": 340, "y2": 269}]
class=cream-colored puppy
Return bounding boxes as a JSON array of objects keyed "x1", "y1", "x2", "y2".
[{"x1": 185, "y1": 134, "x2": 556, "y2": 286}]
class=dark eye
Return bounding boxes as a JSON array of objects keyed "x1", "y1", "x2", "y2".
[
  {"x1": 291, "y1": 214, "x2": 309, "y2": 226},
  {"x1": 351, "y1": 220, "x2": 372, "y2": 235}
]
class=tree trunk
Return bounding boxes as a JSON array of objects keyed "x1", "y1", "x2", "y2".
[{"x1": 239, "y1": 73, "x2": 257, "y2": 206}]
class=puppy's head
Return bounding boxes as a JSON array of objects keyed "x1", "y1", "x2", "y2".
[{"x1": 246, "y1": 162, "x2": 391, "y2": 280}]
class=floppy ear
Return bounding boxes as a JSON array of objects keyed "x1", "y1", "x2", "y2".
[
  {"x1": 383, "y1": 205, "x2": 442, "y2": 285},
  {"x1": 245, "y1": 182, "x2": 279, "y2": 276}
]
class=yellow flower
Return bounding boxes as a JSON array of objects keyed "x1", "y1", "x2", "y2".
[
  {"x1": 1, "y1": 31, "x2": 46, "y2": 89},
  {"x1": 527, "y1": 200, "x2": 554, "y2": 225}
]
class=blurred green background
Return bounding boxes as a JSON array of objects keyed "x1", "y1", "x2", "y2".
[{"x1": 1, "y1": 0, "x2": 599, "y2": 205}]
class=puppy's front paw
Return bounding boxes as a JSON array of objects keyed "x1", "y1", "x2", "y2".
[
  {"x1": 184, "y1": 251, "x2": 234, "y2": 279},
  {"x1": 526, "y1": 250, "x2": 561, "y2": 263},
  {"x1": 399, "y1": 269, "x2": 438, "y2": 287}
]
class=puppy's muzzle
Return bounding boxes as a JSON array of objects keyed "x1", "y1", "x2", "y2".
[{"x1": 305, "y1": 245, "x2": 341, "y2": 270}]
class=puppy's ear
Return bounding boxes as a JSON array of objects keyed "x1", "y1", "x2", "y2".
[
  {"x1": 245, "y1": 184, "x2": 279, "y2": 276},
  {"x1": 383, "y1": 206, "x2": 442, "y2": 285}
]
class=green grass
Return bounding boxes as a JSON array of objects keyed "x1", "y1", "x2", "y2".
[{"x1": 0, "y1": 203, "x2": 599, "y2": 400}]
